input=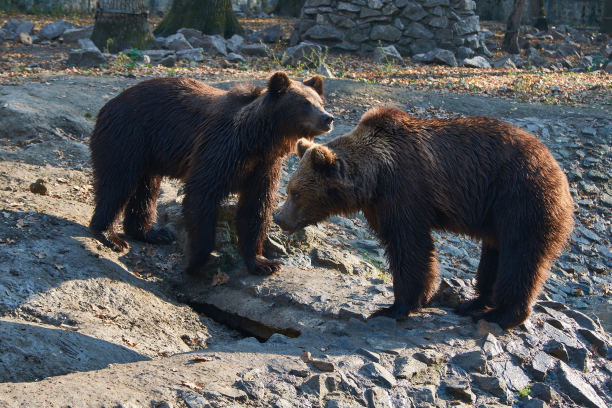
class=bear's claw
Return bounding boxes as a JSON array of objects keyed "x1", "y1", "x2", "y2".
[
  {"x1": 249, "y1": 256, "x2": 282, "y2": 276},
  {"x1": 471, "y1": 308, "x2": 528, "y2": 330},
  {"x1": 369, "y1": 302, "x2": 416, "y2": 320}
]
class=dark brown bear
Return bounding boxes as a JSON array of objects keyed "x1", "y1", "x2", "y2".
[
  {"x1": 89, "y1": 72, "x2": 333, "y2": 276},
  {"x1": 274, "y1": 106, "x2": 574, "y2": 329}
]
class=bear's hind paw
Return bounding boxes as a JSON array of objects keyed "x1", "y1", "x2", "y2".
[
  {"x1": 455, "y1": 298, "x2": 491, "y2": 317},
  {"x1": 369, "y1": 302, "x2": 416, "y2": 321},
  {"x1": 248, "y1": 256, "x2": 282, "y2": 276},
  {"x1": 472, "y1": 308, "x2": 529, "y2": 331}
]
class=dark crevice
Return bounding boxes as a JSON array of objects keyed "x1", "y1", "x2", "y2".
[{"x1": 185, "y1": 300, "x2": 301, "y2": 343}]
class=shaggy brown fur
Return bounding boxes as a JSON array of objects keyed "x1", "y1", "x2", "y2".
[
  {"x1": 89, "y1": 72, "x2": 333, "y2": 276},
  {"x1": 274, "y1": 106, "x2": 574, "y2": 329}
]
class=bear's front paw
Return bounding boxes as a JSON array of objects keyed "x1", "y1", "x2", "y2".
[
  {"x1": 472, "y1": 308, "x2": 529, "y2": 331},
  {"x1": 143, "y1": 227, "x2": 175, "y2": 244},
  {"x1": 92, "y1": 230, "x2": 130, "y2": 252},
  {"x1": 455, "y1": 297, "x2": 492, "y2": 317},
  {"x1": 248, "y1": 256, "x2": 282, "y2": 276},
  {"x1": 369, "y1": 302, "x2": 416, "y2": 320}
]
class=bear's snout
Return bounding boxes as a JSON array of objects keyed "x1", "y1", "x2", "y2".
[{"x1": 322, "y1": 113, "x2": 334, "y2": 131}]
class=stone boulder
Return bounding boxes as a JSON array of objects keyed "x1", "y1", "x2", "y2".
[
  {"x1": 281, "y1": 42, "x2": 322, "y2": 67},
  {"x1": 373, "y1": 45, "x2": 403, "y2": 64},
  {"x1": 39, "y1": 20, "x2": 75, "y2": 40},
  {"x1": 413, "y1": 48, "x2": 457, "y2": 67},
  {"x1": 67, "y1": 48, "x2": 107, "y2": 67},
  {"x1": 189, "y1": 35, "x2": 228, "y2": 56},
  {"x1": 462, "y1": 56, "x2": 491, "y2": 68},
  {"x1": 61, "y1": 26, "x2": 93, "y2": 43},
  {"x1": 176, "y1": 48, "x2": 204, "y2": 62},
  {"x1": 247, "y1": 24, "x2": 282, "y2": 43},
  {"x1": 227, "y1": 34, "x2": 245, "y2": 53},
  {"x1": 165, "y1": 33, "x2": 192, "y2": 51},
  {"x1": 241, "y1": 43, "x2": 269, "y2": 57}
]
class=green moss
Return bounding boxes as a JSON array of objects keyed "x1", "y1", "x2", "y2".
[
  {"x1": 154, "y1": 0, "x2": 242, "y2": 38},
  {"x1": 92, "y1": 14, "x2": 155, "y2": 53}
]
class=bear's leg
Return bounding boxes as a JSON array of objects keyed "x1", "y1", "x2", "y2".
[
  {"x1": 370, "y1": 229, "x2": 438, "y2": 320},
  {"x1": 123, "y1": 175, "x2": 175, "y2": 244},
  {"x1": 89, "y1": 170, "x2": 137, "y2": 252},
  {"x1": 474, "y1": 243, "x2": 547, "y2": 330},
  {"x1": 456, "y1": 242, "x2": 499, "y2": 316},
  {"x1": 237, "y1": 161, "x2": 282, "y2": 276}
]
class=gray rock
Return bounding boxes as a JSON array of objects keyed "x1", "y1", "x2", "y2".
[
  {"x1": 457, "y1": 46, "x2": 474, "y2": 59},
  {"x1": 481, "y1": 333, "x2": 503, "y2": 359},
  {"x1": 176, "y1": 48, "x2": 204, "y2": 62},
  {"x1": 365, "y1": 387, "x2": 392, "y2": 408},
  {"x1": 39, "y1": 20, "x2": 75, "y2": 40},
  {"x1": 452, "y1": 350, "x2": 487, "y2": 373},
  {"x1": 77, "y1": 38, "x2": 99, "y2": 51},
  {"x1": 360, "y1": 8, "x2": 382, "y2": 18},
  {"x1": 316, "y1": 63, "x2": 335, "y2": 78},
  {"x1": 463, "y1": 56, "x2": 491, "y2": 68},
  {"x1": 182, "y1": 391, "x2": 210, "y2": 408},
  {"x1": 530, "y1": 382, "x2": 561, "y2": 404},
  {"x1": 373, "y1": 45, "x2": 403, "y2": 64},
  {"x1": 165, "y1": 33, "x2": 192, "y2": 51},
  {"x1": 557, "y1": 361, "x2": 607, "y2": 408},
  {"x1": 413, "y1": 350, "x2": 447, "y2": 365},
  {"x1": 530, "y1": 351, "x2": 555, "y2": 381},
  {"x1": 304, "y1": 25, "x2": 344, "y2": 41},
  {"x1": 236, "y1": 379, "x2": 264, "y2": 400},
  {"x1": 159, "y1": 54, "x2": 177, "y2": 67},
  {"x1": 401, "y1": 3, "x2": 428, "y2": 21},
  {"x1": 404, "y1": 22, "x2": 434, "y2": 39},
  {"x1": 1, "y1": 18, "x2": 20, "y2": 38},
  {"x1": 15, "y1": 20, "x2": 33, "y2": 36},
  {"x1": 177, "y1": 27, "x2": 203, "y2": 40},
  {"x1": 443, "y1": 378, "x2": 475, "y2": 404},
  {"x1": 489, "y1": 360, "x2": 530, "y2": 392},
  {"x1": 523, "y1": 399, "x2": 548, "y2": 408},
  {"x1": 282, "y1": 42, "x2": 322, "y2": 67},
  {"x1": 241, "y1": 44, "x2": 269, "y2": 57},
  {"x1": 394, "y1": 356, "x2": 427, "y2": 379},
  {"x1": 67, "y1": 48, "x2": 106, "y2": 67},
  {"x1": 357, "y1": 348, "x2": 381, "y2": 363},
  {"x1": 408, "y1": 39, "x2": 437, "y2": 55},
  {"x1": 189, "y1": 35, "x2": 227, "y2": 56},
  {"x1": 416, "y1": 48, "x2": 457, "y2": 67},
  {"x1": 452, "y1": 16, "x2": 480, "y2": 36},
  {"x1": 141, "y1": 49, "x2": 174, "y2": 65},
  {"x1": 412, "y1": 385, "x2": 437, "y2": 404},
  {"x1": 577, "y1": 328, "x2": 608, "y2": 357},
  {"x1": 360, "y1": 363, "x2": 397, "y2": 388},
  {"x1": 605, "y1": 61, "x2": 612, "y2": 74},
  {"x1": 300, "y1": 374, "x2": 328, "y2": 400},
  {"x1": 227, "y1": 34, "x2": 245, "y2": 53},
  {"x1": 61, "y1": 26, "x2": 93, "y2": 43},
  {"x1": 248, "y1": 25, "x2": 282, "y2": 44},
  {"x1": 370, "y1": 25, "x2": 401, "y2": 42},
  {"x1": 226, "y1": 53, "x2": 245, "y2": 63},
  {"x1": 337, "y1": 2, "x2": 361, "y2": 12},
  {"x1": 471, "y1": 374, "x2": 508, "y2": 399}
]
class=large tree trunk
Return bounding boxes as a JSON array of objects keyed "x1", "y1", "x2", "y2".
[
  {"x1": 273, "y1": 0, "x2": 306, "y2": 17},
  {"x1": 92, "y1": 0, "x2": 155, "y2": 53},
  {"x1": 502, "y1": 0, "x2": 527, "y2": 54},
  {"x1": 154, "y1": 0, "x2": 242, "y2": 38},
  {"x1": 603, "y1": 0, "x2": 612, "y2": 34}
]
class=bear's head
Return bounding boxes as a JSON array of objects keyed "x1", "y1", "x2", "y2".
[
  {"x1": 265, "y1": 72, "x2": 334, "y2": 140},
  {"x1": 274, "y1": 138, "x2": 358, "y2": 234}
]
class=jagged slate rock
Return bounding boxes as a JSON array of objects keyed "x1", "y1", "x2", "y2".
[
  {"x1": 360, "y1": 363, "x2": 397, "y2": 388},
  {"x1": 18, "y1": 32, "x2": 32, "y2": 45},
  {"x1": 401, "y1": 2, "x2": 429, "y2": 21},
  {"x1": 568, "y1": 346, "x2": 592, "y2": 372},
  {"x1": 361, "y1": 7, "x2": 382, "y2": 18},
  {"x1": 481, "y1": 333, "x2": 503, "y2": 359},
  {"x1": 304, "y1": 25, "x2": 344, "y2": 41},
  {"x1": 456, "y1": 46, "x2": 474, "y2": 59},
  {"x1": 373, "y1": 45, "x2": 403, "y2": 64},
  {"x1": 300, "y1": 374, "x2": 328, "y2": 399},
  {"x1": 404, "y1": 22, "x2": 434, "y2": 39},
  {"x1": 289, "y1": 368, "x2": 310, "y2": 377},
  {"x1": 204, "y1": 385, "x2": 247, "y2": 402},
  {"x1": 357, "y1": 348, "x2": 381, "y2": 363},
  {"x1": 312, "y1": 247, "x2": 361, "y2": 274},
  {"x1": 39, "y1": 20, "x2": 75, "y2": 40},
  {"x1": 530, "y1": 351, "x2": 555, "y2": 381},
  {"x1": 577, "y1": 328, "x2": 608, "y2": 357},
  {"x1": 370, "y1": 25, "x2": 401, "y2": 42},
  {"x1": 241, "y1": 43, "x2": 269, "y2": 57},
  {"x1": 365, "y1": 387, "x2": 392, "y2": 408},
  {"x1": 236, "y1": 379, "x2": 265, "y2": 400},
  {"x1": 523, "y1": 399, "x2": 548, "y2": 408},
  {"x1": 471, "y1": 374, "x2": 508, "y2": 400},
  {"x1": 268, "y1": 358, "x2": 309, "y2": 375},
  {"x1": 431, "y1": 277, "x2": 473, "y2": 307},
  {"x1": 178, "y1": 28, "x2": 203, "y2": 40},
  {"x1": 394, "y1": 356, "x2": 428, "y2": 379},
  {"x1": 77, "y1": 38, "x2": 99, "y2": 51},
  {"x1": 452, "y1": 16, "x2": 479, "y2": 36},
  {"x1": 176, "y1": 48, "x2": 204, "y2": 62},
  {"x1": 408, "y1": 38, "x2": 437, "y2": 55},
  {"x1": 282, "y1": 41, "x2": 322, "y2": 67},
  {"x1": 0, "y1": 28, "x2": 7, "y2": 43},
  {"x1": 252, "y1": 24, "x2": 282, "y2": 44},
  {"x1": 412, "y1": 385, "x2": 437, "y2": 404},
  {"x1": 61, "y1": 26, "x2": 93, "y2": 43},
  {"x1": 15, "y1": 20, "x2": 33, "y2": 36},
  {"x1": 189, "y1": 35, "x2": 227, "y2": 56},
  {"x1": 557, "y1": 361, "x2": 607, "y2": 408},
  {"x1": 462, "y1": 56, "x2": 491, "y2": 68},
  {"x1": 337, "y1": 1, "x2": 361, "y2": 12},
  {"x1": 141, "y1": 49, "x2": 173, "y2": 63},
  {"x1": 368, "y1": 0, "x2": 383, "y2": 9},
  {"x1": 316, "y1": 63, "x2": 335, "y2": 78},
  {"x1": 227, "y1": 34, "x2": 245, "y2": 53},
  {"x1": 159, "y1": 54, "x2": 177, "y2": 67},
  {"x1": 493, "y1": 56, "x2": 516, "y2": 69},
  {"x1": 530, "y1": 382, "x2": 561, "y2": 404},
  {"x1": 542, "y1": 322, "x2": 581, "y2": 349},
  {"x1": 311, "y1": 360, "x2": 335, "y2": 372},
  {"x1": 451, "y1": 350, "x2": 487, "y2": 373},
  {"x1": 424, "y1": 0, "x2": 449, "y2": 6},
  {"x1": 476, "y1": 320, "x2": 504, "y2": 337},
  {"x1": 489, "y1": 360, "x2": 530, "y2": 392},
  {"x1": 605, "y1": 62, "x2": 612, "y2": 74},
  {"x1": 225, "y1": 52, "x2": 245, "y2": 63},
  {"x1": 413, "y1": 350, "x2": 447, "y2": 365},
  {"x1": 1, "y1": 18, "x2": 19, "y2": 36},
  {"x1": 274, "y1": 399, "x2": 293, "y2": 408},
  {"x1": 544, "y1": 339, "x2": 569, "y2": 362},
  {"x1": 67, "y1": 48, "x2": 106, "y2": 67},
  {"x1": 165, "y1": 33, "x2": 192, "y2": 51},
  {"x1": 182, "y1": 390, "x2": 210, "y2": 408},
  {"x1": 443, "y1": 378, "x2": 475, "y2": 404}
]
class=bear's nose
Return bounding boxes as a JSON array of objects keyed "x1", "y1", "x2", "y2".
[{"x1": 324, "y1": 114, "x2": 334, "y2": 126}]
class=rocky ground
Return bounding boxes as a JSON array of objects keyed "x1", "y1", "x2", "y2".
[{"x1": 0, "y1": 73, "x2": 610, "y2": 407}]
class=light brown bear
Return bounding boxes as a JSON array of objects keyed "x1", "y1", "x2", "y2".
[{"x1": 274, "y1": 106, "x2": 574, "y2": 329}]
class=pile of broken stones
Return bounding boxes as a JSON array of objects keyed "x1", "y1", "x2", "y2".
[{"x1": 2, "y1": 16, "x2": 612, "y2": 73}]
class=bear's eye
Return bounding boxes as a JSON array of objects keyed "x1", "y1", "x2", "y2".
[{"x1": 291, "y1": 192, "x2": 300, "y2": 201}]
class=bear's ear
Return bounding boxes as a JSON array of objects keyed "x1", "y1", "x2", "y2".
[
  {"x1": 268, "y1": 72, "x2": 292, "y2": 94},
  {"x1": 303, "y1": 76, "x2": 324, "y2": 96},
  {"x1": 296, "y1": 138, "x2": 315, "y2": 158},
  {"x1": 310, "y1": 145, "x2": 336, "y2": 171}
]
